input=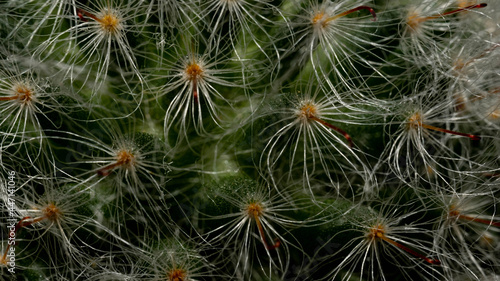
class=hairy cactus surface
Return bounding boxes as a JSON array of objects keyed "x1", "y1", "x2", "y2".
[{"x1": 0, "y1": 0, "x2": 499, "y2": 280}]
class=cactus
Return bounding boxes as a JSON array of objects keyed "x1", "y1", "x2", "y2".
[{"x1": 1, "y1": 0, "x2": 499, "y2": 280}]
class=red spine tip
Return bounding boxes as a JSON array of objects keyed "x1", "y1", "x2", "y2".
[
  {"x1": 356, "y1": 6, "x2": 377, "y2": 21},
  {"x1": 346, "y1": 136, "x2": 354, "y2": 147}
]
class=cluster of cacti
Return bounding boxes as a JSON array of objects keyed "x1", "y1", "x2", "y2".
[{"x1": 0, "y1": 0, "x2": 499, "y2": 280}]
